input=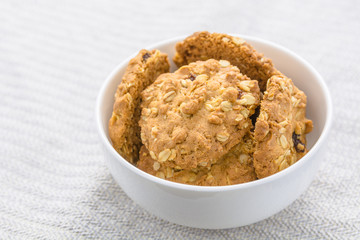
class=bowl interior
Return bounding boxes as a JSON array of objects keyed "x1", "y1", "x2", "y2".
[{"x1": 97, "y1": 35, "x2": 331, "y2": 187}]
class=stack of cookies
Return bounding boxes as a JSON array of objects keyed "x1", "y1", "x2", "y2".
[{"x1": 109, "y1": 32, "x2": 313, "y2": 186}]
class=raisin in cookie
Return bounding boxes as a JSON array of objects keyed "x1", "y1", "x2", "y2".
[
  {"x1": 109, "y1": 49, "x2": 170, "y2": 163},
  {"x1": 173, "y1": 31, "x2": 280, "y2": 91},
  {"x1": 139, "y1": 59, "x2": 260, "y2": 170},
  {"x1": 253, "y1": 75, "x2": 313, "y2": 178},
  {"x1": 137, "y1": 133, "x2": 257, "y2": 186}
]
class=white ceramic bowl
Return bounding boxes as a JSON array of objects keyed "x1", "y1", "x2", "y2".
[{"x1": 96, "y1": 35, "x2": 332, "y2": 229}]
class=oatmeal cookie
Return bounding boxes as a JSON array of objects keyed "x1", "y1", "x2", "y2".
[
  {"x1": 109, "y1": 49, "x2": 170, "y2": 163},
  {"x1": 137, "y1": 133, "x2": 257, "y2": 186},
  {"x1": 253, "y1": 75, "x2": 313, "y2": 178},
  {"x1": 173, "y1": 31, "x2": 281, "y2": 91},
  {"x1": 139, "y1": 59, "x2": 260, "y2": 170}
]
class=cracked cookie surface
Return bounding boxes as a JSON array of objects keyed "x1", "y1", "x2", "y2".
[
  {"x1": 137, "y1": 133, "x2": 257, "y2": 186},
  {"x1": 109, "y1": 49, "x2": 170, "y2": 163},
  {"x1": 173, "y1": 31, "x2": 280, "y2": 91},
  {"x1": 253, "y1": 75, "x2": 313, "y2": 178},
  {"x1": 139, "y1": 59, "x2": 260, "y2": 170}
]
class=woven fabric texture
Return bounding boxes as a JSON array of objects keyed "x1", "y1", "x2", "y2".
[{"x1": 0, "y1": 0, "x2": 359, "y2": 239}]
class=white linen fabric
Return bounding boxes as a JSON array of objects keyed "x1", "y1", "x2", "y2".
[{"x1": 0, "y1": 0, "x2": 359, "y2": 239}]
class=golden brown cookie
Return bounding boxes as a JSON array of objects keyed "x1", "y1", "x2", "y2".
[
  {"x1": 173, "y1": 31, "x2": 280, "y2": 91},
  {"x1": 139, "y1": 59, "x2": 260, "y2": 170},
  {"x1": 253, "y1": 75, "x2": 313, "y2": 178},
  {"x1": 137, "y1": 133, "x2": 257, "y2": 186},
  {"x1": 109, "y1": 49, "x2": 170, "y2": 163}
]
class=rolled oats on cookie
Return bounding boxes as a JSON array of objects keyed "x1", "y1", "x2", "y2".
[
  {"x1": 139, "y1": 59, "x2": 260, "y2": 170},
  {"x1": 137, "y1": 133, "x2": 257, "y2": 186}
]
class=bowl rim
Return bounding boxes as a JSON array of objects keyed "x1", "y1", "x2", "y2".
[{"x1": 96, "y1": 34, "x2": 333, "y2": 192}]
